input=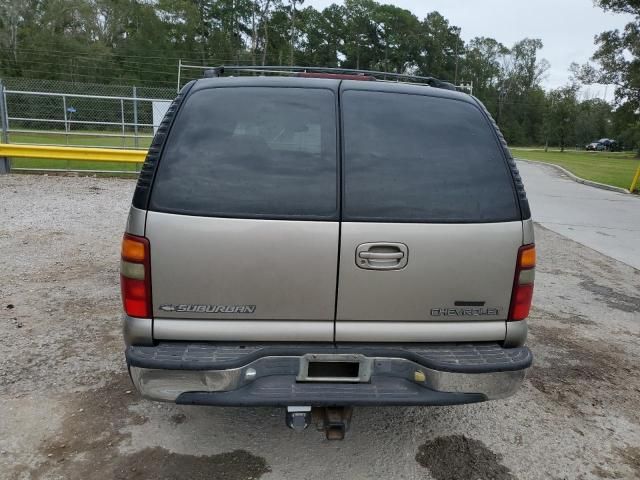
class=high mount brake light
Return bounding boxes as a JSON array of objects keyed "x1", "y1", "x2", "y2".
[
  {"x1": 120, "y1": 233, "x2": 152, "y2": 318},
  {"x1": 509, "y1": 244, "x2": 535, "y2": 321}
]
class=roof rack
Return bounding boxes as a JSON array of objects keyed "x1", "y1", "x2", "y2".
[{"x1": 188, "y1": 64, "x2": 458, "y2": 91}]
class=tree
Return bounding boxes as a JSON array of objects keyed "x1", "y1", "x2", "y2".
[
  {"x1": 341, "y1": 0, "x2": 378, "y2": 70},
  {"x1": 0, "y1": 0, "x2": 28, "y2": 75},
  {"x1": 289, "y1": 0, "x2": 304, "y2": 65},
  {"x1": 295, "y1": 5, "x2": 344, "y2": 67},
  {"x1": 574, "y1": 98, "x2": 613, "y2": 147},
  {"x1": 370, "y1": 4, "x2": 420, "y2": 73},
  {"x1": 251, "y1": 0, "x2": 272, "y2": 63},
  {"x1": 415, "y1": 12, "x2": 463, "y2": 80},
  {"x1": 545, "y1": 86, "x2": 579, "y2": 152},
  {"x1": 494, "y1": 38, "x2": 549, "y2": 144},
  {"x1": 263, "y1": 4, "x2": 292, "y2": 65},
  {"x1": 461, "y1": 37, "x2": 508, "y2": 107},
  {"x1": 612, "y1": 102, "x2": 640, "y2": 151},
  {"x1": 577, "y1": 0, "x2": 640, "y2": 153}
]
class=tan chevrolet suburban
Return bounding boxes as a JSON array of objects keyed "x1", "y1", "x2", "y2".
[{"x1": 121, "y1": 66, "x2": 534, "y2": 439}]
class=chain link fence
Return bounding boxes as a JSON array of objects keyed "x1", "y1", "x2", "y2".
[
  {"x1": 0, "y1": 77, "x2": 176, "y2": 173},
  {"x1": 2, "y1": 77, "x2": 176, "y2": 148}
]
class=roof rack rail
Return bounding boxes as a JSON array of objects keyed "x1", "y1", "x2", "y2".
[{"x1": 192, "y1": 65, "x2": 458, "y2": 91}]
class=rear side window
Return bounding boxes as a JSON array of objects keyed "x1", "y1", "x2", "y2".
[
  {"x1": 149, "y1": 87, "x2": 338, "y2": 219},
  {"x1": 342, "y1": 91, "x2": 520, "y2": 223}
]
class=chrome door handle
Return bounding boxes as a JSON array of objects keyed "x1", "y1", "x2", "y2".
[
  {"x1": 358, "y1": 251, "x2": 404, "y2": 260},
  {"x1": 355, "y1": 243, "x2": 409, "y2": 270}
]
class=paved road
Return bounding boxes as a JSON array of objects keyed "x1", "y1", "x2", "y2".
[{"x1": 517, "y1": 161, "x2": 640, "y2": 270}]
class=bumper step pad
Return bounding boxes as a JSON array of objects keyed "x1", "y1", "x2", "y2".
[
  {"x1": 127, "y1": 342, "x2": 532, "y2": 374},
  {"x1": 176, "y1": 375, "x2": 486, "y2": 407}
]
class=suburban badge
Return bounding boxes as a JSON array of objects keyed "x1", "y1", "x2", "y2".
[
  {"x1": 431, "y1": 307, "x2": 500, "y2": 317},
  {"x1": 159, "y1": 304, "x2": 257, "y2": 314}
]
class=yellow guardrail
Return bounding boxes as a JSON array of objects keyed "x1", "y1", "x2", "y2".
[
  {"x1": 631, "y1": 165, "x2": 640, "y2": 194},
  {"x1": 0, "y1": 143, "x2": 146, "y2": 163}
]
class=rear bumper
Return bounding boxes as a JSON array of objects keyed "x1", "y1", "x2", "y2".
[{"x1": 126, "y1": 342, "x2": 532, "y2": 407}]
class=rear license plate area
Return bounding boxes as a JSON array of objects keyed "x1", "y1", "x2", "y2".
[
  {"x1": 308, "y1": 361, "x2": 360, "y2": 379},
  {"x1": 297, "y1": 354, "x2": 371, "y2": 383}
]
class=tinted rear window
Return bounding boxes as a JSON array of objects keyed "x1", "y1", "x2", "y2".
[
  {"x1": 342, "y1": 91, "x2": 520, "y2": 222},
  {"x1": 149, "y1": 87, "x2": 338, "y2": 219}
]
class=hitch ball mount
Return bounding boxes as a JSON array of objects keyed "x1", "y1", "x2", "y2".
[{"x1": 286, "y1": 406, "x2": 353, "y2": 440}]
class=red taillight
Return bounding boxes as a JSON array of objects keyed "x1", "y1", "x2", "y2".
[
  {"x1": 510, "y1": 284, "x2": 533, "y2": 320},
  {"x1": 120, "y1": 233, "x2": 151, "y2": 318},
  {"x1": 508, "y1": 244, "x2": 535, "y2": 321}
]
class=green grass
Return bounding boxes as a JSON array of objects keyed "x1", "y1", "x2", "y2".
[
  {"x1": 510, "y1": 148, "x2": 640, "y2": 191},
  {"x1": 12, "y1": 158, "x2": 142, "y2": 172},
  {"x1": 7, "y1": 131, "x2": 151, "y2": 172},
  {"x1": 10, "y1": 131, "x2": 153, "y2": 148}
]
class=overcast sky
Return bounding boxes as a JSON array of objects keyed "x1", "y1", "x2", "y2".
[{"x1": 305, "y1": 0, "x2": 634, "y2": 100}]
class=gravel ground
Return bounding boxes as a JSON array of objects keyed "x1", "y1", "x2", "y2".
[{"x1": 1, "y1": 174, "x2": 639, "y2": 480}]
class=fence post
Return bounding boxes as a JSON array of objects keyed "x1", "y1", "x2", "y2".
[
  {"x1": 177, "y1": 59, "x2": 182, "y2": 93},
  {"x1": 132, "y1": 86, "x2": 139, "y2": 150},
  {"x1": 120, "y1": 99, "x2": 126, "y2": 148},
  {"x1": 0, "y1": 80, "x2": 10, "y2": 174},
  {"x1": 62, "y1": 95, "x2": 69, "y2": 145}
]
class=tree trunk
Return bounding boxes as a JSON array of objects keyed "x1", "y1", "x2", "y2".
[
  {"x1": 11, "y1": 24, "x2": 18, "y2": 64},
  {"x1": 234, "y1": 0, "x2": 240, "y2": 63},
  {"x1": 384, "y1": 45, "x2": 388, "y2": 71},
  {"x1": 290, "y1": 1, "x2": 296, "y2": 66},
  {"x1": 262, "y1": 22, "x2": 269, "y2": 65},
  {"x1": 198, "y1": 2, "x2": 206, "y2": 66},
  {"x1": 259, "y1": 1, "x2": 272, "y2": 66},
  {"x1": 251, "y1": 2, "x2": 257, "y2": 65}
]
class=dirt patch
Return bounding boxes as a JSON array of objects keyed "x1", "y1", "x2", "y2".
[
  {"x1": 527, "y1": 321, "x2": 640, "y2": 421},
  {"x1": 28, "y1": 372, "x2": 145, "y2": 479},
  {"x1": 591, "y1": 447, "x2": 640, "y2": 479},
  {"x1": 170, "y1": 413, "x2": 187, "y2": 425},
  {"x1": 578, "y1": 279, "x2": 640, "y2": 313},
  {"x1": 113, "y1": 448, "x2": 270, "y2": 480},
  {"x1": 532, "y1": 306, "x2": 596, "y2": 327},
  {"x1": 23, "y1": 372, "x2": 269, "y2": 480},
  {"x1": 416, "y1": 435, "x2": 514, "y2": 480},
  {"x1": 592, "y1": 465, "x2": 623, "y2": 479},
  {"x1": 616, "y1": 329, "x2": 640, "y2": 339},
  {"x1": 618, "y1": 446, "x2": 640, "y2": 477}
]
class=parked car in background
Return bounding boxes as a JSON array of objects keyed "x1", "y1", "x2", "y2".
[
  {"x1": 586, "y1": 142, "x2": 605, "y2": 151},
  {"x1": 586, "y1": 138, "x2": 619, "y2": 151},
  {"x1": 598, "y1": 138, "x2": 619, "y2": 151}
]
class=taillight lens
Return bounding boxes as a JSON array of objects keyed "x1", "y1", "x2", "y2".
[
  {"x1": 508, "y1": 244, "x2": 535, "y2": 321},
  {"x1": 120, "y1": 233, "x2": 151, "y2": 318}
]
